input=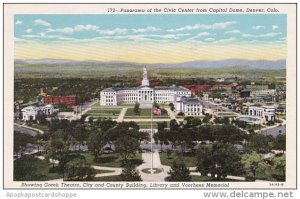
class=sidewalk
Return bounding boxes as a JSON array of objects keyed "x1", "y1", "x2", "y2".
[
  {"x1": 116, "y1": 107, "x2": 128, "y2": 122},
  {"x1": 137, "y1": 149, "x2": 170, "y2": 181}
]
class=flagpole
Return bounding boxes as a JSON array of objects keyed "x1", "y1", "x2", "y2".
[{"x1": 151, "y1": 103, "x2": 153, "y2": 174}]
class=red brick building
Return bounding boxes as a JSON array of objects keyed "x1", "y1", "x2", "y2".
[{"x1": 44, "y1": 95, "x2": 77, "y2": 106}]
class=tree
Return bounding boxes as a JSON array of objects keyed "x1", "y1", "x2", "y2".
[
  {"x1": 177, "y1": 112, "x2": 185, "y2": 116},
  {"x1": 241, "y1": 152, "x2": 269, "y2": 181},
  {"x1": 169, "y1": 103, "x2": 175, "y2": 111},
  {"x1": 73, "y1": 124, "x2": 89, "y2": 151},
  {"x1": 87, "y1": 130, "x2": 107, "y2": 160},
  {"x1": 183, "y1": 117, "x2": 202, "y2": 128},
  {"x1": 14, "y1": 131, "x2": 34, "y2": 158},
  {"x1": 203, "y1": 114, "x2": 212, "y2": 124},
  {"x1": 115, "y1": 136, "x2": 140, "y2": 163},
  {"x1": 272, "y1": 155, "x2": 286, "y2": 181},
  {"x1": 273, "y1": 134, "x2": 286, "y2": 152},
  {"x1": 133, "y1": 102, "x2": 140, "y2": 115},
  {"x1": 120, "y1": 166, "x2": 142, "y2": 181},
  {"x1": 63, "y1": 157, "x2": 96, "y2": 181},
  {"x1": 46, "y1": 138, "x2": 65, "y2": 167},
  {"x1": 168, "y1": 161, "x2": 191, "y2": 181},
  {"x1": 196, "y1": 142, "x2": 243, "y2": 180},
  {"x1": 170, "y1": 119, "x2": 179, "y2": 131},
  {"x1": 154, "y1": 130, "x2": 169, "y2": 152},
  {"x1": 245, "y1": 134, "x2": 275, "y2": 153},
  {"x1": 14, "y1": 156, "x2": 46, "y2": 181}
]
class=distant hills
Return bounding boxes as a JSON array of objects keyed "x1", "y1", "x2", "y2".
[
  {"x1": 158, "y1": 59, "x2": 286, "y2": 70},
  {"x1": 15, "y1": 59, "x2": 286, "y2": 70}
]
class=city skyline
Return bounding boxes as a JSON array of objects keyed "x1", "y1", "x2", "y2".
[{"x1": 15, "y1": 14, "x2": 286, "y2": 63}]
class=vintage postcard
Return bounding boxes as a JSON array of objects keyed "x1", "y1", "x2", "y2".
[{"x1": 3, "y1": 3, "x2": 296, "y2": 189}]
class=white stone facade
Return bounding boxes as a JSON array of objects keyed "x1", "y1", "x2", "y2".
[
  {"x1": 248, "y1": 105, "x2": 276, "y2": 122},
  {"x1": 100, "y1": 67, "x2": 191, "y2": 106},
  {"x1": 21, "y1": 104, "x2": 54, "y2": 121},
  {"x1": 176, "y1": 96, "x2": 203, "y2": 116}
]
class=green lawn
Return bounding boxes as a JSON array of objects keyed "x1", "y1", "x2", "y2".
[
  {"x1": 31, "y1": 124, "x2": 49, "y2": 133},
  {"x1": 136, "y1": 122, "x2": 170, "y2": 129},
  {"x1": 81, "y1": 152, "x2": 142, "y2": 168},
  {"x1": 160, "y1": 152, "x2": 198, "y2": 167},
  {"x1": 85, "y1": 108, "x2": 121, "y2": 119},
  {"x1": 216, "y1": 112, "x2": 239, "y2": 118},
  {"x1": 125, "y1": 108, "x2": 169, "y2": 119},
  {"x1": 92, "y1": 175, "x2": 123, "y2": 181},
  {"x1": 95, "y1": 169, "x2": 115, "y2": 174}
]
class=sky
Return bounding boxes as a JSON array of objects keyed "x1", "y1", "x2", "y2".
[{"x1": 14, "y1": 14, "x2": 286, "y2": 63}]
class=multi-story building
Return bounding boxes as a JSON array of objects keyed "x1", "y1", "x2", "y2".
[
  {"x1": 246, "y1": 84, "x2": 269, "y2": 91},
  {"x1": 176, "y1": 96, "x2": 203, "y2": 116},
  {"x1": 100, "y1": 67, "x2": 192, "y2": 106},
  {"x1": 250, "y1": 89, "x2": 276, "y2": 97},
  {"x1": 44, "y1": 95, "x2": 77, "y2": 106}
]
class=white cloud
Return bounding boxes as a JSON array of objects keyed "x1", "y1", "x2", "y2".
[
  {"x1": 205, "y1": 38, "x2": 215, "y2": 42},
  {"x1": 225, "y1": 30, "x2": 242, "y2": 34},
  {"x1": 213, "y1": 37, "x2": 237, "y2": 44},
  {"x1": 21, "y1": 34, "x2": 40, "y2": 38},
  {"x1": 15, "y1": 20, "x2": 23, "y2": 25},
  {"x1": 34, "y1": 19, "x2": 51, "y2": 27},
  {"x1": 272, "y1": 25, "x2": 279, "y2": 30},
  {"x1": 74, "y1": 24, "x2": 99, "y2": 31},
  {"x1": 212, "y1": 21, "x2": 238, "y2": 29},
  {"x1": 242, "y1": 32, "x2": 282, "y2": 38},
  {"x1": 25, "y1": 28, "x2": 32, "y2": 33},
  {"x1": 45, "y1": 24, "x2": 100, "y2": 34},
  {"x1": 98, "y1": 28, "x2": 128, "y2": 35},
  {"x1": 252, "y1": 25, "x2": 265, "y2": 30},
  {"x1": 132, "y1": 26, "x2": 161, "y2": 33},
  {"x1": 167, "y1": 21, "x2": 237, "y2": 32},
  {"x1": 197, "y1": 32, "x2": 211, "y2": 37}
]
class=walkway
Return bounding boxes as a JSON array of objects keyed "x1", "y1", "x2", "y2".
[
  {"x1": 14, "y1": 123, "x2": 44, "y2": 135},
  {"x1": 116, "y1": 108, "x2": 128, "y2": 122},
  {"x1": 92, "y1": 165, "x2": 122, "y2": 178},
  {"x1": 165, "y1": 107, "x2": 178, "y2": 123},
  {"x1": 137, "y1": 149, "x2": 170, "y2": 181},
  {"x1": 47, "y1": 165, "x2": 122, "y2": 181}
]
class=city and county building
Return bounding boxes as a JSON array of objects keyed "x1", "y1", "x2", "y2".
[
  {"x1": 248, "y1": 105, "x2": 276, "y2": 122},
  {"x1": 21, "y1": 104, "x2": 54, "y2": 121},
  {"x1": 100, "y1": 67, "x2": 192, "y2": 107},
  {"x1": 176, "y1": 96, "x2": 203, "y2": 116}
]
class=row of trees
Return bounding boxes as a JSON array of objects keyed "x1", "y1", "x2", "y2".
[
  {"x1": 14, "y1": 118, "x2": 148, "y2": 181},
  {"x1": 167, "y1": 142, "x2": 286, "y2": 182}
]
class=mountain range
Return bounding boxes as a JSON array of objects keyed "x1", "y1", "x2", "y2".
[{"x1": 15, "y1": 59, "x2": 286, "y2": 71}]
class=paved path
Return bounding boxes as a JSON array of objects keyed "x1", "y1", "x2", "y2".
[
  {"x1": 137, "y1": 149, "x2": 170, "y2": 181},
  {"x1": 47, "y1": 165, "x2": 122, "y2": 181},
  {"x1": 14, "y1": 123, "x2": 44, "y2": 135},
  {"x1": 165, "y1": 107, "x2": 177, "y2": 121},
  {"x1": 92, "y1": 165, "x2": 122, "y2": 177},
  {"x1": 123, "y1": 118, "x2": 172, "y2": 122},
  {"x1": 117, "y1": 108, "x2": 128, "y2": 122}
]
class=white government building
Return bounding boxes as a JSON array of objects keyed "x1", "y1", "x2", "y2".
[
  {"x1": 248, "y1": 105, "x2": 276, "y2": 122},
  {"x1": 100, "y1": 67, "x2": 202, "y2": 115},
  {"x1": 21, "y1": 104, "x2": 54, "y2": 121}
]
